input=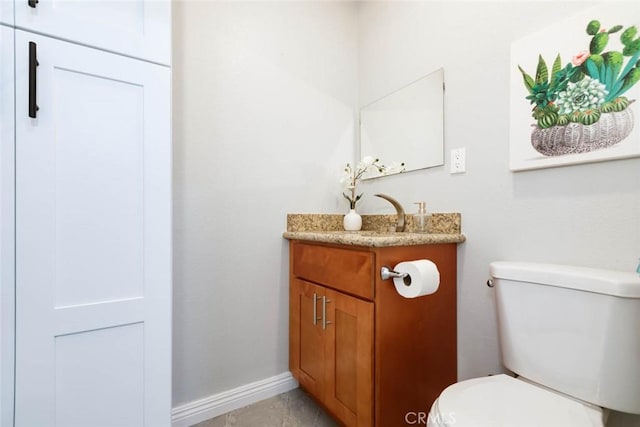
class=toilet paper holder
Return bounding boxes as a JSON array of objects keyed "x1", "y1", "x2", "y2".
[{"x1": 380, "y1": 266, "x2": 408, "y2": 281}]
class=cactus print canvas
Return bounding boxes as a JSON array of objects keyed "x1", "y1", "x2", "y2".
[{"x1": 509, "y1": 3, "x2": 640, "y2": 171}]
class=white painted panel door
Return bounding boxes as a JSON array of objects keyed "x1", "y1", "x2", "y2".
[
  {"x1": 14, "y1": 30, "x2": 171, "y2": 427},
  {"x1": 15, "y1": 0, "x2": 170, "y2": 65},
  {"x1": 0, "y1": 24, "x2": 15, "y2": 427},
  {"x1": 0, "y1": 1, "x2": 13, "y2": 26}
]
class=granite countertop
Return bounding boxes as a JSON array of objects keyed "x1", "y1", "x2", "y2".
[
  {"x1": 283, "y1": 230, "x2": 465, "y2": 247},
  {"x1": 283, "y1": 213, "x2": 465, "y2": 247}
]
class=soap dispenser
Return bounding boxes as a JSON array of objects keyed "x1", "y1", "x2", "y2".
[{"x1": 413, "y1": 202, "x2": 430, "y2": 233}]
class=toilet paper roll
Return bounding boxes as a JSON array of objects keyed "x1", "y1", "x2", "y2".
[{"x1": 392, "y1": 259, "x2": 440, "y2": 298}]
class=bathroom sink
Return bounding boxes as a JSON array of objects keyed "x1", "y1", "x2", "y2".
[{"x1": 343, "y1": 230, "x2": 402, "y2": 236}]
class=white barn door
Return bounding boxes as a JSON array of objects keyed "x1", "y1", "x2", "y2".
[{"x1": 14, "y1": 30, "x2": 171, "y2": 427}]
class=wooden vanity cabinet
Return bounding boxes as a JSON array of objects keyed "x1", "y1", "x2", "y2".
[
  {"x1": 289, "y1": 240, "x2": 457, "y2": 427},
  {"x1": 291, "y1": 278, "x2": 374, "y2": 426}
]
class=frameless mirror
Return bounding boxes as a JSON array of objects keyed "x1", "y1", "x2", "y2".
[{"x1": 359, "y1": 68, "x2": 444, "y2": 179}]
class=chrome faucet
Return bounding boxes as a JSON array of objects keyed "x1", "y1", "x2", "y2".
[{"x1": 374, "y1": 194, "x2": 406, "y2": 232}]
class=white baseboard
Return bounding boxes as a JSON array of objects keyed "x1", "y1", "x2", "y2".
[{"x1": 171, "y1": 372, "x2": 299, "y2": 427}]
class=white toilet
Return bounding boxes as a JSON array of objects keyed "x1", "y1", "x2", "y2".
[{"x1": 428, "y1": 261, "x2": 640, "y2": 427}]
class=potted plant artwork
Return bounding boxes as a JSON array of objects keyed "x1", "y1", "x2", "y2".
[{"x1": 518, "y1": 19, "x2": 640, "y2": 156}]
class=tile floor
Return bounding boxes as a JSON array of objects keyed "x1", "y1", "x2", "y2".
[{"x1": 192, "y1": 388, "x2": 339, "y2": 427}]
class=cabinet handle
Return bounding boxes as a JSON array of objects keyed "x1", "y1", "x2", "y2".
[
  {"x1": 312, "y1": 293, "x2": 321, "y2": 325},
  {"x1": 28, "y1": 0, "x2": 38, "y2": 8},
  {"x1": 322, "y1": 296, "x2": 332, "y2": 330},
  {"x1": 28, "y1": 41, "x2": 39, "y2": 118}
]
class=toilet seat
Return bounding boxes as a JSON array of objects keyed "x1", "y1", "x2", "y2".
[{"x1": 428, "y1": 374, "x2": 604, "y2": 427}]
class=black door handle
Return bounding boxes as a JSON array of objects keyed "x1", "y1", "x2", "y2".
[
  {"x1": 28, "y1": 41, "x2": 39, "y2": 118},
  {"x1": 28, "y1": 0, "x2": 38, "y2": 8}
]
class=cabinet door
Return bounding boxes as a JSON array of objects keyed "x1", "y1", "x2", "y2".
[
  {"x1": 0, "y1": 1, "x2": 12, "y2": 26},
  {"x1": 14, "y1": 30, "x2": 171, "y2": 427},
  {"x1": 291, "y1": 278, "x2": 325, "y2": 398},
  {"x1": 0, "y1": 24, "x2": 14, "y2": 427},
  {"x1": 15, "y1": 0, "x2": 170, "y2": 64},
  {"x1": 324, "y1": 288, "x2": 374, "y2": 427}
]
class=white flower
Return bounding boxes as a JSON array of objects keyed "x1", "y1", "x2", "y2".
[
  {"x1": 341, "y1": 157, "x2": 405, "y2": 209},
  {"x1": 381, "y1": 161, "x2": 406, "y2": 175},
  {"x1": 358, "y1": 156, "x2": 376, "y2": 170},
  {"x1": 340, "y1": 165, "x2": 355, "y2": 190}
]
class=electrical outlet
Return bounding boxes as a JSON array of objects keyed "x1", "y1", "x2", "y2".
[{"x1": 450, "y1": 147, "x2": 466, "y2": 174}]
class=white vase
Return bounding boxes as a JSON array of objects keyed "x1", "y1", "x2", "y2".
[{"x1": 343, "y1": 209, "x2": 362, "y2": 231}]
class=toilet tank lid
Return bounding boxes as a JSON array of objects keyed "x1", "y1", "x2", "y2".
[{"x1": 490, "y1": 261, "x2": 640, "y2": 298}]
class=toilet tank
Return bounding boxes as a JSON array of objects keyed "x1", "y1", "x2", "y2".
[{"x1": 489, "y1": 261, "x2": 640, "y2": 414}]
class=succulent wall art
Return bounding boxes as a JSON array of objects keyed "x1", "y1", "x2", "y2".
[{"x1": 509, "y1": 5, "x2": 640, "y2": 171}]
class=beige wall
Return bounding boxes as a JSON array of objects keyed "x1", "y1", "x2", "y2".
[
  {"x1": 356, "y1": 2, "x2": 640, "y2": 425},
  {"x1": 172, "y1": 0, "x2": 358, "y2": 406}
]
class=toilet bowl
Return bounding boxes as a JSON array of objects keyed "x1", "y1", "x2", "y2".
[
  {"x1": 427, "y1": 375, "x2": 604, "y2": 427},
  {"x1": 428, "y1": 262, "x2": 640, "y2": 426}
]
